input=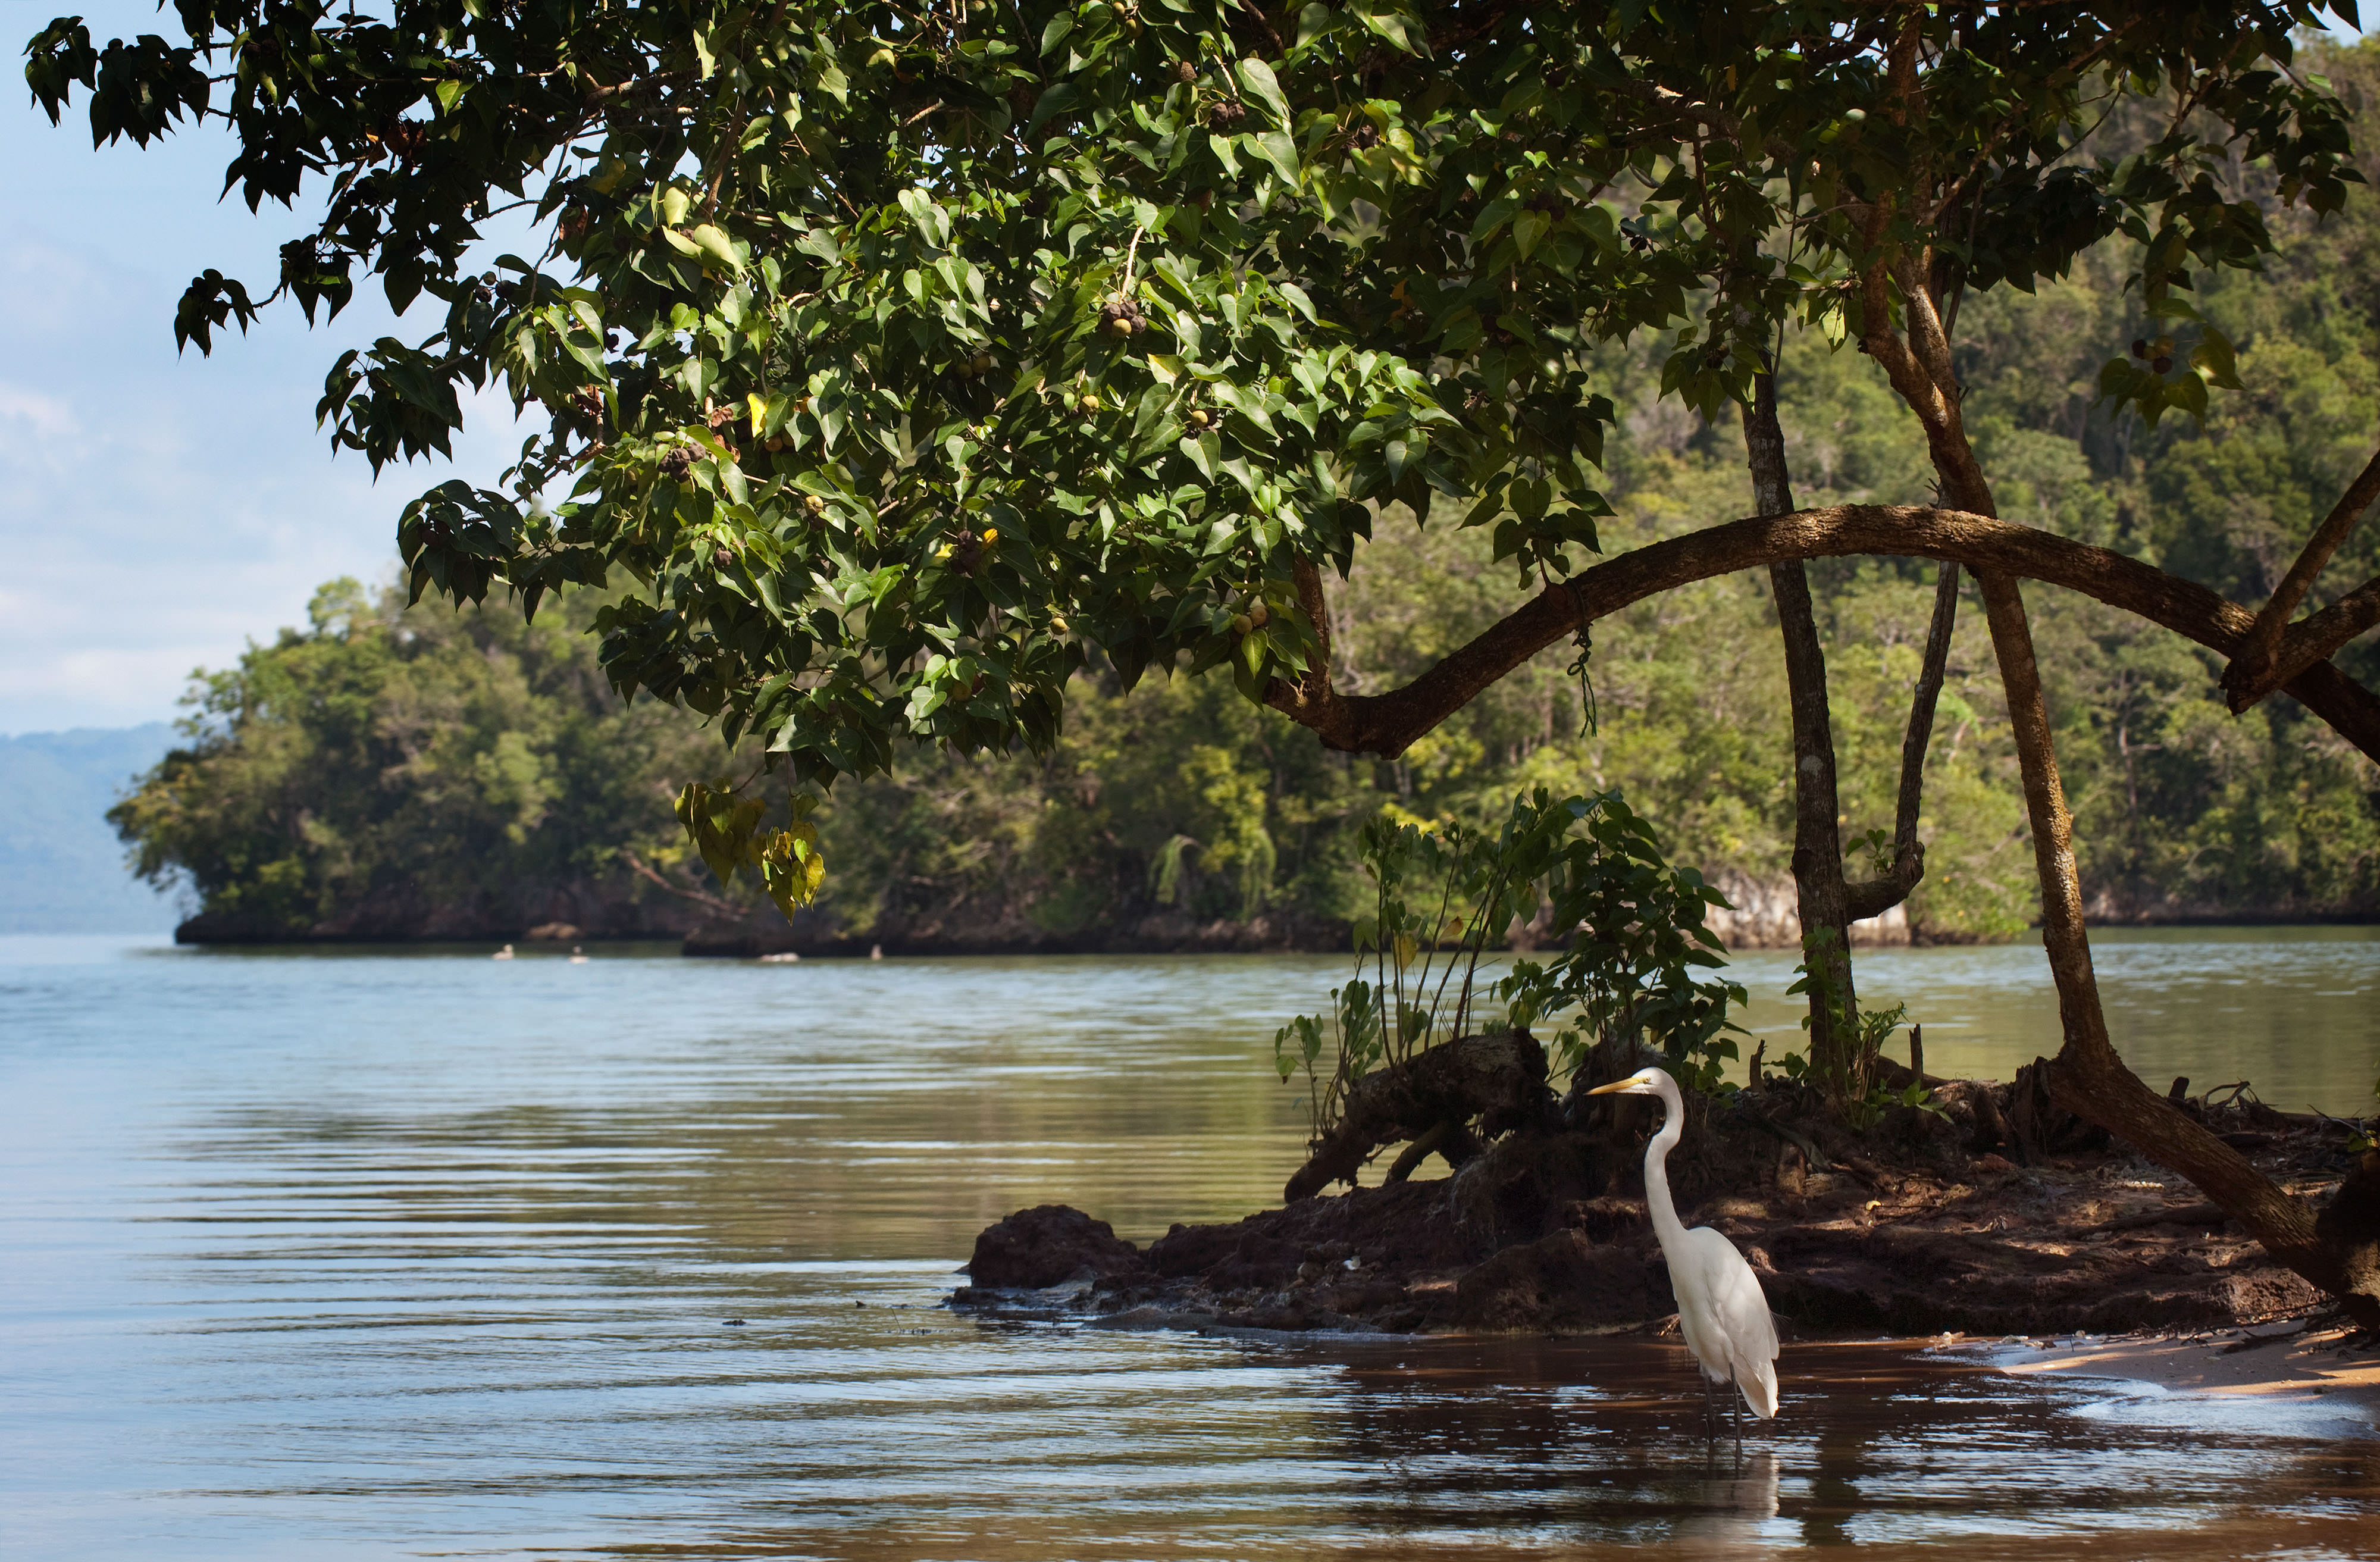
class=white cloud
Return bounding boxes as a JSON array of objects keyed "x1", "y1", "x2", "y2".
[
  {"x1": 0, "y1": 93, "x2": 554, "y2": 734},
  {"x1": 0, "y1": 384, "x2": 81, "y2": 442}
]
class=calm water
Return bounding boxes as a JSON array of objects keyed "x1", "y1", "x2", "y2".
[{"x1": 4, "y1": 929, "x2": 2378, "y2": 1560}]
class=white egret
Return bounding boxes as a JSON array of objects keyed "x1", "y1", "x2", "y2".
[{"x1": 1586, "y1": 1066, "x2": 1780, "y2": 1438}]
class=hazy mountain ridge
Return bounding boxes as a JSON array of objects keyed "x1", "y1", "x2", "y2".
[{"x1": 0, "y1": 725, "x2": 181, "y2": 933}]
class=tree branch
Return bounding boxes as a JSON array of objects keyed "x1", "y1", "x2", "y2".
[
  {"x1": 2222, "y1": 444, "x2": 2380, "y2": 711},
  {"x1": 1844, "y1": 560, "x2": 1961, "y2": 922},
  {"x1": 620, "y1": 849, "x2": 748, "y2": 916},
  {"x1": 1262, "y1": 506, "x2": 2380, "y2": 765},
  {"x1": 1287, "y1": 555, "x2": 1336, "y2": 712}
]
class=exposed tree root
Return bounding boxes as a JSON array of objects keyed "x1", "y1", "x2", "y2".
[{"x1": 1282, "y1": 1031, "x2": 1548, "y2": 1203}]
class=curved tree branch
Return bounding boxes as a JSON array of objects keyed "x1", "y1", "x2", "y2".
[{"x1": 1263, "y1": 505, "x2": 2380, "y2": 765}]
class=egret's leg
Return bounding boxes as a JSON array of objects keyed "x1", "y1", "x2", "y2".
[
  {"x1": 1701, "y1": 1370, "x2": 1715, "y2": 1441},
  {"x1": 1731, "y1": 1372, "x2": 1743, "y2": 1452}
]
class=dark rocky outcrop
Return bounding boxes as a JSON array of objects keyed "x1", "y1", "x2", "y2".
[
  {"x1": 961, "y1": 1204, "x2": 1150, "y2": 1291},
  {"x1": 1285, "y1": 1031, "x2": 1551, "y2": 1203},
  {"x1": 1451, "y1": 1228, "x2": 1665, "y2": 1333}
]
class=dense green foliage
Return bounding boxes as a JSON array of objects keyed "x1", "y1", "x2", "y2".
[
  {"x1": 1276, "y1": 790, "x2": 1742, "y2": 1141},
  {"x1": 83, "y1": 9, "x2": 2380, "y2": 941},
  {"x1": 793, "y1": 23, "x2": 2380, "y2": 943},
  {"x1": 117, "y1": 78, "x2": 2380, "y2": 941},
  {"x1": 109, "y1": 580, "x2": 720, "y2": 928},
  {"x1": 30, "y1": 1, "x2": 2361, "y2": 901}
]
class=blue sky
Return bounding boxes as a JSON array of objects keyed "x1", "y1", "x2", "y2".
[
  {"x1": 1, "y1": 0, "x2": 541, "y2": 734},
  {"x1": 0, "y1": 3, "x2": 2370, "y2": 735}
]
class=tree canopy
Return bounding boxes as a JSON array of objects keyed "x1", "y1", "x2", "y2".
[{"x1": 26, "y1": 2, "x2": 2361, "y2": 838}]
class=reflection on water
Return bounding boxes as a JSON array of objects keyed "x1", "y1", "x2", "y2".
[
  {"x1": 1728, "y1": 925, "x2": 2380, "y2": 1110},
  {"x1": 2, "y1": 931, "x2": 2378, "y2": 1560}
]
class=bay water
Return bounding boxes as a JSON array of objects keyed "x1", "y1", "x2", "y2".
[{"x1": 4, "y1": 928, "x2": 2378, "y2": 1559}]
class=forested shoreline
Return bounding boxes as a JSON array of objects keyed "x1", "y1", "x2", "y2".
[{"x1": 114, "y1": 39, "x2": 2380, "y2": 953}]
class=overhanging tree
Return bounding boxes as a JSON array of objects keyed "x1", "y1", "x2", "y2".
[{"x1": 28, "y1": 0, "x2": 2378, "y2": 1322}]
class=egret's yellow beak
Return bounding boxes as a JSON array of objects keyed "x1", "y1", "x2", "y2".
[{"x1": 1584, "y1": 1079, "x2": 1634, "y2": 1096}]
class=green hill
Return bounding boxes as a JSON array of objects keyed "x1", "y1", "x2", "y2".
[{"x1": 0, "y1": 725, "x2": 181, "y2": 933}]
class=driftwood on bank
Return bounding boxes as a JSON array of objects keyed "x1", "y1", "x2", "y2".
[{"x1": 1283, "y1": 1031, "x2": 1551, "y2": 1204}]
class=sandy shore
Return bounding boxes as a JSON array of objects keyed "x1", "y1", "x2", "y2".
[{"x1": 1972, "y1": 1320, "x2": 2380, "y2": 1428}]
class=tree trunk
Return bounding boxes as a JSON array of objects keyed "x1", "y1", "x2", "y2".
[
  {"x1": 1851, "y1": 237, "x2": 2380, "y2": 1326},
  {"x1": 1743, "y1": 374, "x2": 1863, "y2": 1097},
  {"x1": 1968, "y1": 512, "x2": 2380, "y2": 1326}
]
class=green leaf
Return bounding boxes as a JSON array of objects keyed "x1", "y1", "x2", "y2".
[
  {"x1": 1249, "y1": 130, "x2": 1301, "y2": 187},
  {"x1": 1512, "y1": 209, "x2": 1550, "y2": 261},
  {"x1": 2191, "y1": 330, "x2": 2242, "y2": 390},
  {"x1": 1236, "y1": 57, "x2": 1292, "y2": 127}
]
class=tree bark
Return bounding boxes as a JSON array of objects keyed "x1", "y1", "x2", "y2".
[
  {"x1": 1845, "y1": 562, "x2": 1959, "y2": 921},
  {"x1": 1744, "y1": 374, "x2": 1862, "y2": 1095},
  {"x1": 2222, "y1": 444, "x2": 2380, "y2": 712},
  {"x1": 2225, "y1": 563, "x2": 2380, "y2": 713},
  {"x1": 1998, "y1": 549, "x2": 2376, "y2": 1322}
]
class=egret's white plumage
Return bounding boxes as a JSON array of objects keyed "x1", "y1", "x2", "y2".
[{"x1": 1587, "y1": 1066, "x2": 1780, "y2": 1423}]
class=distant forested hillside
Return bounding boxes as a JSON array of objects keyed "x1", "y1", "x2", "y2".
[
  {"x1": 0, "y1": 725, "x2": 178, "y2": 932},
  {"x1": 108, "y1": 41, "x2": 2380, "y2": 949}
]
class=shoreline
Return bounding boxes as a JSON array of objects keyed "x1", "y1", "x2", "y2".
[
  {"x1": 1974, "y1": 1320, "x2": 2380, "y2": 1427},
  {"x1": 161, "y1": 914, "x2": 2380, "y2": 955}
]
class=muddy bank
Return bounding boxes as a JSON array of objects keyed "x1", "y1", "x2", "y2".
[{"x1": 952, "y1": 1075, "x2": 2372, "y2": 1341}]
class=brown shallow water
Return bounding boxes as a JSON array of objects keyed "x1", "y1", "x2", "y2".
[{"x1": 2, "y1": 933, "x2": 2377, "y2": 1559}]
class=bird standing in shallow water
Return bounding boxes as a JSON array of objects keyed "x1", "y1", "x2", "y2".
[{"x1": 1587, "y1": 1066, "x2": 1780, "y2": 1440}]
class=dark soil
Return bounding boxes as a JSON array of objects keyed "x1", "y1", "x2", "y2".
[{"x1": 951, "y1": 1073, "x2": 2369, "y2": 1339}]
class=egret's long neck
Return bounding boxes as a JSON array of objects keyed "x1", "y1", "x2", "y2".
[{"x1": 1643, "y1": 1074, "x2": 1689, "y2": 1250}]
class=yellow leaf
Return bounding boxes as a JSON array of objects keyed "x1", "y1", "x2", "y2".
[
  {"x1": 747, "y1": 392, "x2": 768, "y2": 431},
  {"x1": 1393, "y1": 932, "x2": 1418, "y2": 968},
  {"x1": 661, "y1": 226, "x2": 702, "y2": 257},
  {"x1": 757, "y1": 827, "x2": 827, "y2": 918},
  {"x1": 687, "y1": 223, "x2": 742, "y2": 272}
]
